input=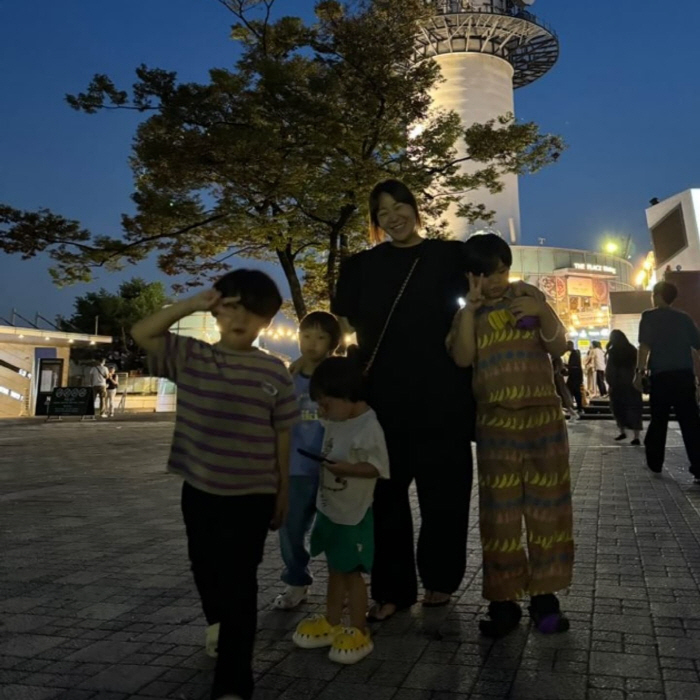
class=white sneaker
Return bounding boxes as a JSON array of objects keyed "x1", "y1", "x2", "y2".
[
  {"x1": 274, "y1": 585, "x2": 309, "y2": 610},
  {"x1": 205, "y1": 622, "x2": 220, "y2": 658}
]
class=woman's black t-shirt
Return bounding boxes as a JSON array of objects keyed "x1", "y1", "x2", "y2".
[{"x1": 332, "y1": 239, "x2": 474, "y2": 436}]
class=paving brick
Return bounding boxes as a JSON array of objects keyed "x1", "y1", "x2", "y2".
[
  {"x1": 510, "y1": 671, "x2": 586, "y2": 700},
  {"x1": 52, "y1": 691, "x2": 96, "y2": 700},
  {"x1": 0, "y1": 635, "x2": 66, "y2": 658},
  {"x1": 0, "y1": 687, "x2": 60, "y2": 700},
  {"x1": 65, "y1": 641, "x2": 145, "y2": 663},
  {"x1": 315, "y1": 683, "x2": 396, "y2": 700},
  {"x1": 402, "y1": 663, "x2": 479, "y2": 693},
  {"x1": 77, "y1": 663, "x2": 164, "y2": 693},
  {"x1": 593, "y1": 614, "x2": 653, "y2": 634},
  {"x1": 588, "y1": 691, "x2": 624, "y2": 700},
  {"x1": 658, "y1": 637, "x2": 700, "y2": 659},
  {"x1": 665, "y1": 681, "x2": 700, "y2": 699},
  {"x1": 2, "y1": 421, "x2": 700, "y2": 700}
]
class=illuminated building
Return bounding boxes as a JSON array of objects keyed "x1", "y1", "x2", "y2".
[{"x1": 507, "y1": 246, "x2": 634, "y2": 350}]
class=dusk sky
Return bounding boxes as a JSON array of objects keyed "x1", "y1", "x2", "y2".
[{"x1": 2, "y1": 0, "x2": 699, "y2": 326}]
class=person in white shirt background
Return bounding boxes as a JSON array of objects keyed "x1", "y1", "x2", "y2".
[
  {"x1": 89, "y1": 358, "x2": 109, "y2": 417},
  {"x1": 591, "y1": 340, "x2": 608, "y2": 398}
]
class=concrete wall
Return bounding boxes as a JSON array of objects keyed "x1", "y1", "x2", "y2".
[
  {"x1": 0, "y1": 342, "x2": 32, "y2": 418},
  {"x1": 432, "y1": 53, "x2": 520, "y2": 242},
  {"x1": 0, "y1": 343, "x2": 71, "y2": 418}
]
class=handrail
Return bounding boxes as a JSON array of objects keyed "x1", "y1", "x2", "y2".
[{"x1": 432, "y1": 1, "x2": 557, "y2": 39}]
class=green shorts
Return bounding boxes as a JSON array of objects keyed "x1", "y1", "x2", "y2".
[{"x1": 310, "y1": 509, "x2": 374, "y2": 574}]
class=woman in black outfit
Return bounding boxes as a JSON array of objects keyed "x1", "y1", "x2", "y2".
[
  {"x1": 606, "y1": 330, "x2": 643, "y2": 444},
  {"x1": 332, "y1": 180, "x2": 475, "y2": 618},
  {"x1": 565, "y1": 340, "x2": 584, "y2": 413}
]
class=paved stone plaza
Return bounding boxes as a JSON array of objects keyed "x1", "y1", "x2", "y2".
[{"x1": 1, "y1": 418, "x2": 700, "y2": 700}]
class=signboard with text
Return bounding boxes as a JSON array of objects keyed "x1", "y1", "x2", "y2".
[
  {"x1": 47, "y1": 387, "x2": 95, "y2": 419},
  {"x1": 567, "y1": 276, "x2": 594, "y2": 298}
]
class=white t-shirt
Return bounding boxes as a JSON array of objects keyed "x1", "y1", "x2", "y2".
[
  {"x1": 317, "y1": 408, "x2": 390, "y2": 526},
  {"x1": 592, "y1": 348, "x2": 606, "y2": 371},
  {"x1": 90, "y1": 365, "x2": 108, "y2": 387}
]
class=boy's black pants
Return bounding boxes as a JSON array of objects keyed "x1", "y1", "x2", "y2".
[{"x1": 181, "y1": 482, "x2": 274, "y2": 700}]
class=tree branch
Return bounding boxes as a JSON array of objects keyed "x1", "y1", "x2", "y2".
[{"x1": 103, "y1": 213, "x2": 230, "y2": 264}]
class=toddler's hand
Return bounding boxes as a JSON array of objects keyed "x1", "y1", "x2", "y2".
[{"x1": 324, "y1": 460, "x2": 350, "y2": 477}]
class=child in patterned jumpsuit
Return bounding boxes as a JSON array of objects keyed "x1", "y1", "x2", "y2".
[{"x1": 448, "y1": 234, "x2": 574, "y2": 638}]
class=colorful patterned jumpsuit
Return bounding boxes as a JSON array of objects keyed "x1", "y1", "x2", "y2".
[{"x1": 473, "y1": 293, "x2": 574, "y2": 602}]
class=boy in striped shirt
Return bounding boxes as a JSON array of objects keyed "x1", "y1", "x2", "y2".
[{"x1": 132, "y1": 269, "x2": 299, "y2": 700}]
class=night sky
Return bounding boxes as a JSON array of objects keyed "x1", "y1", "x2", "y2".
[{"x1": 2, "y1": 0, "x2": 699, "y2": 326}]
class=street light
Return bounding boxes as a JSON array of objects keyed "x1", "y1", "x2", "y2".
[{"x1": 604, "y1": 241, "x2": 619, "y2": 255}]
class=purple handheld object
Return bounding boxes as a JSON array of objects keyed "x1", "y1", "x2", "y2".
[{"x1": 515, "y1": 315, "x2": 540, "y2": 330}]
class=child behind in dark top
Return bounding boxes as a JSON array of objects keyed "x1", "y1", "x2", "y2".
[
  {"x1": 132, "y1": 269, "x2": 299, "y2": 700},
  {"x1": 275, "y1": 311, "x2": 341, "y2": 610}
]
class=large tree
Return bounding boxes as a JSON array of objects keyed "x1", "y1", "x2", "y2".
[
  {"x1": 60, "y1": 278, "x2": 170, "y2": 368},
  {"x1": 0, "y1": 0, "x2": 564, "y2": 319}
]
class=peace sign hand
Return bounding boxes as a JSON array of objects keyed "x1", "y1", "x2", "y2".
[{"x1": 466, "y1": 273, "x2": 485, "y2": 311}]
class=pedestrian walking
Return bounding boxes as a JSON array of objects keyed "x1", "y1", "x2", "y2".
[
  {"x1": 565, "y1": 341, "x2": 584, "y2": 413},
  {"x1": 553, "y1": 357, "x2": 578, "y2": 421},
  {"x1": 591, "y1": 341, "x2": 607, "y2": 397},
  {"x1": 449, "y1": 233, "x2": 573, "y2": 638},
  {"x1": 132, "y1": 269, "x2": 299, "y2": 700},
  {"x1": 635, "y1": 281, "x2": 700, "y2": 478},
  {"x1": 584, "y1": 348, "x2": 597, "y2": 399},
  {"x1": 605, "y1": 330, "x2": 642, "y2": 445}
]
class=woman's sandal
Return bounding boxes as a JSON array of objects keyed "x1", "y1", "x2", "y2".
[
  {"x1": 422, "y1": 592, "x2": 451, "y2": 608},
  {"x1": 367, "y1": 602, "x2": 400, "y2": 623}
]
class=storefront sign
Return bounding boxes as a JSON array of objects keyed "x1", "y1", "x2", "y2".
[
  {"x1": 47, "y1": 387, "x2": 95, "y2": 420},
  {"x1": 567, "y1": 276, "x2": 594, "y2": 298},
  {"x1": 573, "y1": 263, "x2": 616, "y2": 274}
]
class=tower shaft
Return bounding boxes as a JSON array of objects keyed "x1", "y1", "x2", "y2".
[
  {"x1": 418, "y1": 1, "x2": 559, "y2": 243},
  {"x1": 433, "y1": 53, "x2": 520, "y2": 242}
]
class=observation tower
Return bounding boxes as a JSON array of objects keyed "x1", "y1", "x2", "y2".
[{"x1": 416, "y1": 0, "x2": 559, "y2": 242}]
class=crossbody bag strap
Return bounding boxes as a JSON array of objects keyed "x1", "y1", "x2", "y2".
[{"x1": 363, "y1": 257, "x2": 420, "y2": 376}]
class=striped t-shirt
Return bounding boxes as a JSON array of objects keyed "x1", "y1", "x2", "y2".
[{"x1": 150, "y1": 333, "x2": 300, "y2": 496}]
